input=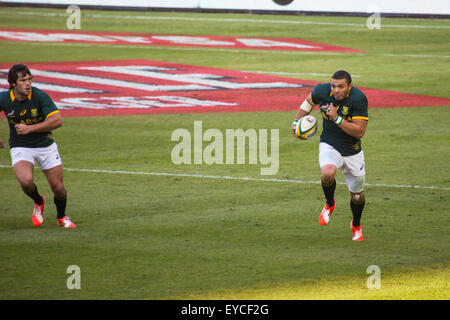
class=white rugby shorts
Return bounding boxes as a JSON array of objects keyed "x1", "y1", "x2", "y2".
[
  {"x1": 318, "y1": 142, "x2": 365, "y2": 193},
  {"x1": 10, "y1": 142, "x2": 62, "y2": 170}
]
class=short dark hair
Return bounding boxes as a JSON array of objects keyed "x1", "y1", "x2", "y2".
[
  {"x1": 332, "y1": 70, "x2": 352, "y2": 85},
  {"x1": 8, "y1": 64, "x2": 32, "y2": 89}
]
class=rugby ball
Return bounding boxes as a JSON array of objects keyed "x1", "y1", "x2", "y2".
[{"x1": 294, "y1": 115, "x2": 318, "y2": 140}]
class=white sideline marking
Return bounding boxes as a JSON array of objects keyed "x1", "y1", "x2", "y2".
[
  {"x1": 1, "y1": 165, "x2": 448, "y2": 191},
  {"x1": 1, "y1": 10, "x2": 449, "y2": 29}
]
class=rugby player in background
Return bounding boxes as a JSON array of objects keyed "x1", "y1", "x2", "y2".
[{"x1": 0, "y1": 64, "x2": 76, "y2": 228}]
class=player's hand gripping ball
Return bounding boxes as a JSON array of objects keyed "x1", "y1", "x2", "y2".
[
  {"x1": 320, "y1": 103, "x2": 331, "y2": 120},
  {"x1": 292, "y1": 116, "x2": 318, "y2": 140}
]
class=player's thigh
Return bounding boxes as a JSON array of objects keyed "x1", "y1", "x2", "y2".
[
  {"x1": 11, "y1": 147, "x2": 36, "y2": 187},
  {"x1": 12, "y1": 160, "x2": 35, "y2": 189},
  {"x1": 11, "y1": 147, "x2": 35, "y2": 168},
  {"x1": 319, "y1": 143, "x2": 343, "y2": 178},
  {"x1": 344, "y1": 173, "x2": 365, "y2": 193},
  {"x1": 342, "y1": 150, "x2": 365, "y2": 173},
  {"x1": 39, "y1": 143, "x2": 65, "y2": 193},
  {"x1": 319, "y1": 143, "x2": 343, "y2": 167},
  {"x1": 36, "y1": 143, "x2": 62, "y2": 171},
  {"x1": 342, "y1": 151, "x2": 366, "y2": 193}
]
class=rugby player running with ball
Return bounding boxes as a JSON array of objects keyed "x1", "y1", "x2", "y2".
[{"x1": 292, "y1": 70, "x2": 368, "y2": 241}]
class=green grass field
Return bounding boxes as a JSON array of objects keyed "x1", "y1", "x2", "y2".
[{"x1": 0, "y1": 7, "x2": 449, "y2": 300}]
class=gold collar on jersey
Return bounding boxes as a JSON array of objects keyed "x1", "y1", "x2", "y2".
[{"x1": 10, "y1": 88, "x2": 32, "y2": 102}]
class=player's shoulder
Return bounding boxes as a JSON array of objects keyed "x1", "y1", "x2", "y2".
[
  {"x1": 349, "y1": 86, "x2": 367, "y2": 102},
  {"x1": 313, "y1": 82, "x2": 331, "y2": 93},
  {"x1": 0, "y1": 89, "x2": 10, "y2": 106},
  {"x1": 31, "y1": 86, "x2": 52, "y2": 101},
  {"x1": 31, "y1": 86, "x2": 46, "y2": 96},
  {"x1": 0, "y1": 89, "x2": 10, "y2": 99},
  {"x1": 311, "y1": 83, "x2": 331, "y2": 102}
]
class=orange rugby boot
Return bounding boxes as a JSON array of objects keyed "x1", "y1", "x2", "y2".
[
  {"x1": 350, "y1": 220, "x2": 364, "y2": 241},
  {"x1": 319, "y1": 200, "x2": 336, "y2": 225},
  {"x1": 57, "y1": 216, "x2": 77, "y2": 228},
  {"x1": 32, "y1": 197, "x2": 45, "y2": 227}
]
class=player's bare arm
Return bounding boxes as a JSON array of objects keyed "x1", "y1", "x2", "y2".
[
  {"x1": 326, "y1": 103, "x2": 367, "y2": 139},
  {"x1": 295, "y1": 94, "x2": 316, "y2": 119},
  {"x1": 340, "y1": 118, "x2": 367, "y2": 139},
  {"x1": 15, "y1": 112, "x2": 62, "y2": 135}
]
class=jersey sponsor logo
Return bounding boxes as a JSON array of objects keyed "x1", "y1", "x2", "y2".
[{"x1": 0, "y1": 28, "x2": 365, "y2": 53}]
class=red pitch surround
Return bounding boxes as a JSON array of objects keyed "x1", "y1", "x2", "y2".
[{"x1": 1, "y1": 60, "x2": 449, "y2": 118}]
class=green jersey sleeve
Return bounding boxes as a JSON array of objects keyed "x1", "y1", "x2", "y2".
[
  {"x1": 349, "y1": 89, "x2": 368, "y2": 121},
  {"x1": 35, "y1": 88, "x2": 59, "y2": 118},
  {"x1": 0, "y1": 90, "x2": 7, "y2": 112}
]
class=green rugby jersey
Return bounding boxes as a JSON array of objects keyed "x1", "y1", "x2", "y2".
[
  {"x1": 311, "y1": 83, "x2": 368, "y2": 156},
  {"x1": 0, "y1": 86, "x2": 60, "y2": 148}
]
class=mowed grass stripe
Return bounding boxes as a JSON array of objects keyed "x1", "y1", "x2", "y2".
[{"x1": 2, "y1": 38, "x2": 450, "y2": 60}]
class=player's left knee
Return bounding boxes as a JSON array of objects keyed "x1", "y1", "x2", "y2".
[
  {"x1": 351, "y1": 192, "x2": 365, "y2": 205},
  {"x1": 51, "y1": 182, "x2": 66, "y2": 198}
]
